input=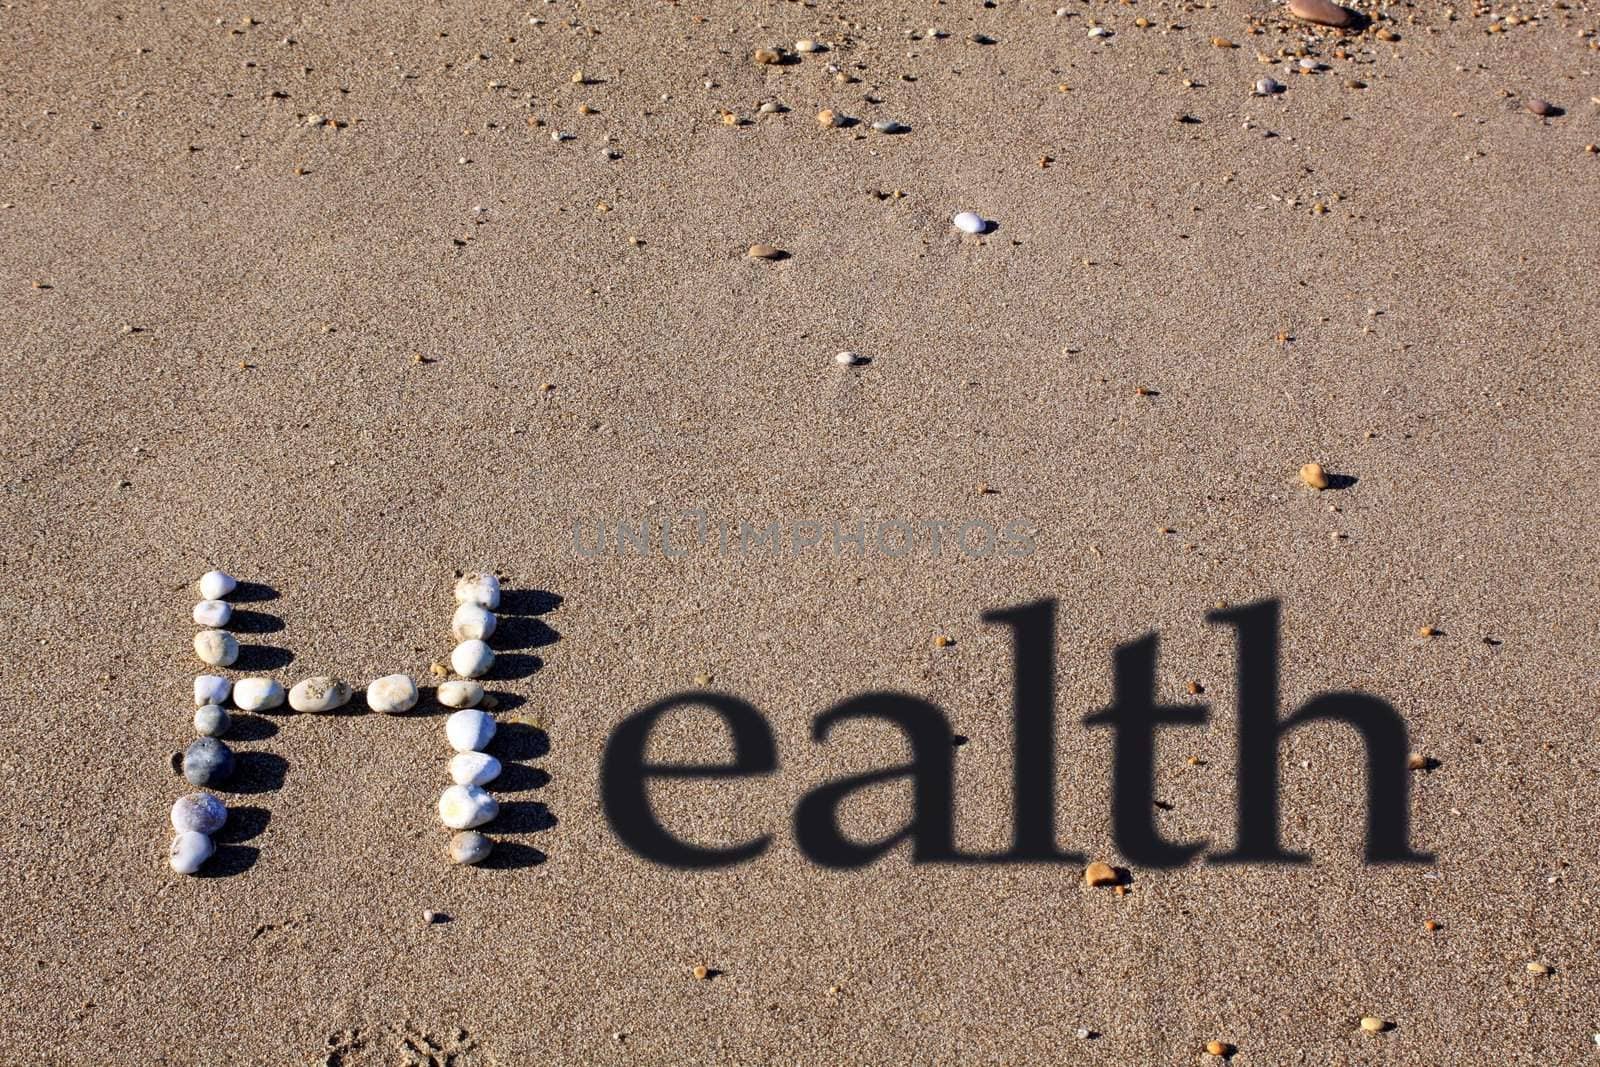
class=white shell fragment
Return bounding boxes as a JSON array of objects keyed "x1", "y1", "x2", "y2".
[
  {"x1": 193, "y1": 630, "x2": 240, "y2": 667},
  {"x1": 194, "y1": 703, "x2": 231, "y2": 737},
  {"x1": 437, "y1": 680, "x2": 485, "y2": 709},
  {"x1": 449, "y1": 830, "x2": 494, "y2": 865},
  {"x1": 450, "y1": 602, "x2": 497, "y2": 642},
  {"x1": 194, "y1": 675, "x2": 231, "y2": 706},
  {"x1": 367, "y1": 674, "x2": 418, "y2": 714},
  {"x1": 453, "y1": 572, "x2": 501, "y2": 610},
  {"x1": 446, "y1": 708, "x2": 497, "y2": 753},
  {"x1": 288, "y1": 676, "x2": 352, "y2": 713},
  {"x1": 233, "y1": 676, "x2": 285, "y2": 712},
  {"x1": 438, "y1": 784, "x2": 498, "y2": 830},
  {"x1": 171, "y1": 793, "x2": 228, "y2": 835},
  {"x1": 449, "y1": 750, "x2": 503, "y2": 786},
  {"x1": 450, "y1": 639, "x2": 495, "y2": 679},
  {"x1": 169, "y1": 831, "x2": 215, "y2": 875},
  {"x1": 192, "y1": 600, "x2": 233, "y2": 628},
  {"x1": 198, "y1": 570, "x2": 237, "y2": 600},
  {"x1": 952, "y1": 210, "x2": 988, "y2": 235}
]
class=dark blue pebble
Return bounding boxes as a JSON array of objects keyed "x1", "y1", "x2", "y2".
[{"x1": 182, "y1": 737, "x2": 235, "y2": 786}]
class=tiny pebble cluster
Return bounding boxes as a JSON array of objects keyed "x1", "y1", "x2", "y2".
[
  {"x1": 172, "y1": 569, "x2": 241, "y2": 874},
  {"x1": 438, "y1": 572, "x2": 503, "y2": 865}
]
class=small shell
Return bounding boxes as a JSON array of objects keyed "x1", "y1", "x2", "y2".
[
  {"x1": 453, "y1": 572, "x2": 501, "y2": 609},
  {"x1": 446, "y1": 708, "x2": 497, "y2": 753},
  {"x1": 232, "y1": 677, "x2": 285, "y2": 712},
  {"x1": 288, "y1": 676, "x2": 352, "y2": 713},
  {"x1": 194, "y1": 674, "x2": 231, "y2": 707},
  {"x1": 193, "y1": 703, "x2": 231, "y2": 737},
  {"x1": 182, "y1": 737, "x2": 235, "y2": 786},
  {"x1": 451, "y1": 603, "x2": 497, "y2": 642},
  {"x1": 192, "y1": 600, "x2": 233, "y2": 627},
  {"x1": 438, "y1": 784, "x2": 498, "y2": 829},
  {"x1": 198, "y1": 570, "x2": 237, "y2": 600},
  {"x1": 448, "y1": 830, "x2": 494, "y2": 865},
  {"x1": 367, "y1": 674, "x2": 418, "y2": 714},
  {"x1": 193, "y1": 630, "x2": 239, "y2": 667},
  {"x1": 169, "y1": 831, "x2": 215, "y2": 875},
  {"x1": 437, "y1": 680, "x2": 485, "y2": 709},
  {"x1": 449, "y1": 750, "x2": 503, "y2": 786},
  {"x1": 450, "y1": 639, "x2": 495, "y2": 679},
  {"x1": 952, "y1": 210, "x2": 988, "y2": 235},
  {"x1": 171, "y1": 792, "x2": 228, "y2": 834}
]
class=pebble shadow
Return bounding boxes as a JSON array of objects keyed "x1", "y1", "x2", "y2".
[
  {"x1": 215, "y1": 805, "x2": 271, "y2": 843},
  {"x1": 227, "y1": 713, "x2": 278, "y2": 741},
  {"x1": 228, "y1": 609, "x2": 285, "y2": 635},
  {"x1": 228, "y1": 581, "x2": 278, "y2": 604},
  {"x1": 234, "y1": 644, "x2": 294, "y2": 670},
  {"x1": 222, "y1": 751, "x2": 288, "y2": 795},
  {"x1": 197, "y1": 845, "x2": 260, "y2": 877}
]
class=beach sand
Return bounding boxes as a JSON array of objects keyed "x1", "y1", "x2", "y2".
[{"x1": 2, "y1": 0, "x2": 1598, "y2": 1062}]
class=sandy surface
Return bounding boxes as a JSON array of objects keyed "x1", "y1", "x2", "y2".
[{"x1": 3, "y1": 0, "x2": 1599, "y2": 1062}]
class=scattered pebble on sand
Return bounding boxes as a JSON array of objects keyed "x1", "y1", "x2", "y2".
[
  {"x1": 952, "y1": 210, "x2": 988, "y2": 235},
  {"x1": 933, "y1": 634, "x2": 954, "y2": 648},
  {"x1": 1424, "y1": 919, "x2": 1441, "y2": 932},
  {"x1": 870, "y1": 119, "x2": 906, "y2": 134},
  {"x1": 1525, "y1": 98, "x2": 1556, "y2": 117},
  {"x1": 1527, "y1": 961, "x2": 1552, "y2": 976},
  {"x1": 747, "y1": 243, "x2": 785, "y2": 260},
  {"x1": 693, "y1": 964, "x2": 711, "y2": 980},
  {"x1": 795, "y1": 39, "x2": 821, "y2": 53},
  {"x1": 193, "y1": 629, "x2": 239, "y2": 667},
  {"x1": 816, "y1": 108, "x2": 841, "y2": 128},
  {"x1": 1407, "y1": 752, "x2": 1429, "y2": 770},
  {"x1": 1417, "y1": 625, "x2": 1439, "y2": 638},
  {"x1": 1083, "y1": 861, "x2": 1119, "y2": 887},
  {"x1": 449, "y1": 830, "x2": 493, "y2": 865},
  {"x1": 1205, "y1": 1040, "x2": 1233, "y2": 1057},
  {"x1": 835, "y1": 350, "x2": 865, "y2": 366},
  {"x1": 1299, "y1": 462, "x2": 1330, "y2": 490},
  {"x1": 753, "y1": 47, "x2": 781, "y2": 65},
  {"x1": 1255, "y1": 78, "x2": 1283, "y2": 96},
  {"x1": 1287, "y1": 0, "x2": 1357, "y2": 28},
  {"x1": 198, "y1": 569, "x2": 237, "y2": 600},
  {"x1": 1359, "y1": 1016, "x2": 1390, "y2": 1034},
  {"x1": 288, "y1": 676, "x2": 352, "y2": 713}
]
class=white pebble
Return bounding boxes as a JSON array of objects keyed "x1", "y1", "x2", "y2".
[
  {"x1": 450, "y1": 639, "x2": 495, "y2": 679},
  {"x1": 759, "y1": 101, "x2": 780, "y2": 114},
  {"x1": 367, "y1": 674, "x2": 418, "y2": 714},
  {"x1": 453, "y1": 572, "x2": 501, "y2": 609},
  {"x1": 288, "y1": 676, "x2": 352, "y2": 713},
  {"x1": 437, "y1": 680, "x2": 485, "y2": 709},
  {"x1": 193, "y1": 630, "x2": 239, "y2": 667},
  {"x1": 1255, "y1": 77, "x2": 1283, "y2": 96},
  {"x1": 449, "y1": 750, "x2": 503, "y2": 786},
  {"x1": 198, "y1": 570, "x2": 237, "y2": 600},
  {"x1": 232, "y1": 676, "x2": 285, "y2": 711},
  {"x1": 171, "y1": 793, "x2": 228, "y2": 834},
  {"x1": 194, "y1": 674, "x2": 231, "y2": 706},
  {"x1": 952, "y1": 210, "x2": 988, "y2": 235},
  {"x1": 1088, "y1": 25, "x2": 1111, "y2": 37},
  {"x1": 169, "y1": 831, "x2": 214, "y2": 875},
  {"x1": 449, "y1": 830, "x2": 493, "y2": 865},
  {"x1": 795, "y1": 38, "x2": 821, "y2": 53},
  {"x1": 438, "y1": 784, "x2": 498, "y2": 829},
  {"x1": 835, "y1": 350, "x2": 866, "y2": 366},
  {"x1": 192, "y1": 600, "x2": 232, "y2": 627},
  {"x1": 451, "y1": 602, "x2": 497, "y2": 642},
  {"x1": 446, "y1": 708, "x2": 497, "y2": 753}
]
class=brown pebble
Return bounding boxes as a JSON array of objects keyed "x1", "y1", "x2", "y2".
[
  {"x1": 1359, "y1": 1016, "x2": 1389, "y2": 1034},
  {"x1": 747, "y1": 243, "x2": 785, "y2": 260},
  {"x1": 933, "y1": 634, "x2": 954, "y2": 648},
  {"x1": 1417, "y1": 625, "x2": 1438, "y2": 638},
  {"x1": 1527, "y1": 961, "x2": 1551, "y2": 976},
  {"x1": 1526, "y1": 97, "x2": 1556, "y2": 116},
  {"x1": 1206, "y1": 1040, "x2": 1233, "y2": 1057},
  {"x1": 1211, "y1": 36, "x2": 1236, "y2": 48},
  {"x1": 1299, "y1": 462, "x2": 1330, "y2": 490},
  {"x1": 1083, "y1": 861, "x2": 1118, "y2": 887},
  {"x1": 1186, "y1": 680, "x2": 1203, "y2": 695},
  {"x1": 430, "y1": 661, "x2": 448, "y2": 678},
  {"x1": 692, "y1": 964, "x2": 710, "y2": 980},
  {"x1": 753, "y1": 47, "x2": 781, "y2": 65},
  {"x1": 1407, "y1": 752, "x2": 1428, "y2": 770},
  {"x1": 1424, "y1": 919, "x2": 1441, "y2": 931},
  {"x1": 1287, "y1": 0, "x2": 1357, "y2": 28},
  {"x1": 816, "y1": 108, "x2": 840, "y2": 128}
]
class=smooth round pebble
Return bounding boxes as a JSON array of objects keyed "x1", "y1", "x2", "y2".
[
  {"x1": 193, "y1": 630, "x2": 239, "y2": 667},
  {"x1": 1255, "y1": 78, "x2": 1283, "y2": 96},
  {"x1": 952, "y1": 210, "x2": 988, "y2": 235},
  {"x1": 182, "y1": 737, "x2": 235, "y2": 786},
  {"x1": 1287, "y1": 0, "x2": 1357, "y2": 28},
  {"x1": 449, "y1": 750, "x2": 503, "y2": 786},
  {"x1": 1526, "y1": 97, "x2": 1556, "y2": 117},
  {"x1": 795, "y1": 38, "x2": 821, "y2": 53},
  {"x1": 451, "y1": 602, "x2": 497, "y2": 642},
  {"x1": 171, "y1": 792, "x2": 228, "y2": 834},
  {"x1": 192, "y1": 599, "x2": 233, "y2": 627},
  {"x1": 449, "y1": 831, "x2": 494, "y2": 865},
  {"x1": 759, "y1": 101, "x2": 780, "y2": 114},
  {"x1": 446, "y1": 708, "x2": 498, "y2": 753},
  {"x1": 194, "y1": 674, "x2": 231, "y2": 706},
  {"x1": 835, "y1": 351, "x2": 865, "y2": 366},
  {"x1": 367, "y1": 674, "x2": 418, "y2": 714},
  {"x1": 198, "y1": 569, "x2": 237, "y2": 600},
  {"x1": 453, "y1": 572, "x2": 501, "y2": 609},
  {"x1": 288, "y1": 676, "x2": 352, "y2": 713},
  {"x1": 169, "y1": 831, "x2": 214, "y2": 875},
  {"x1": 450, "y1": 639, "x2": 495, "y2": 679},
  {"x1": 437, "y1": 679, "x2": 485, "y2": 709},
  {"x1": 233, "y1": 676, "x2": 285, "y2": 711},
  {"x1": 1299, "y1": 462, "x2": 1330, "y2": 490},
  {"x1": 194, "y1": 703, "x2": 231, "y2": 737},
  {"x1": 438, "y1": 784, "x2": 498, "y2": 829},
  {"x1": 870, "y1": 119, "x2": 906, "y2": 134}
]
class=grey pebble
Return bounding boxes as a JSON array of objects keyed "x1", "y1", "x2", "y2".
[
  {"x1": 194, "y1": 703, "x2": 231, "y2": 737},
  {"x1": 182, "y1": 737, "x2": 235, "y2": 787}
]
